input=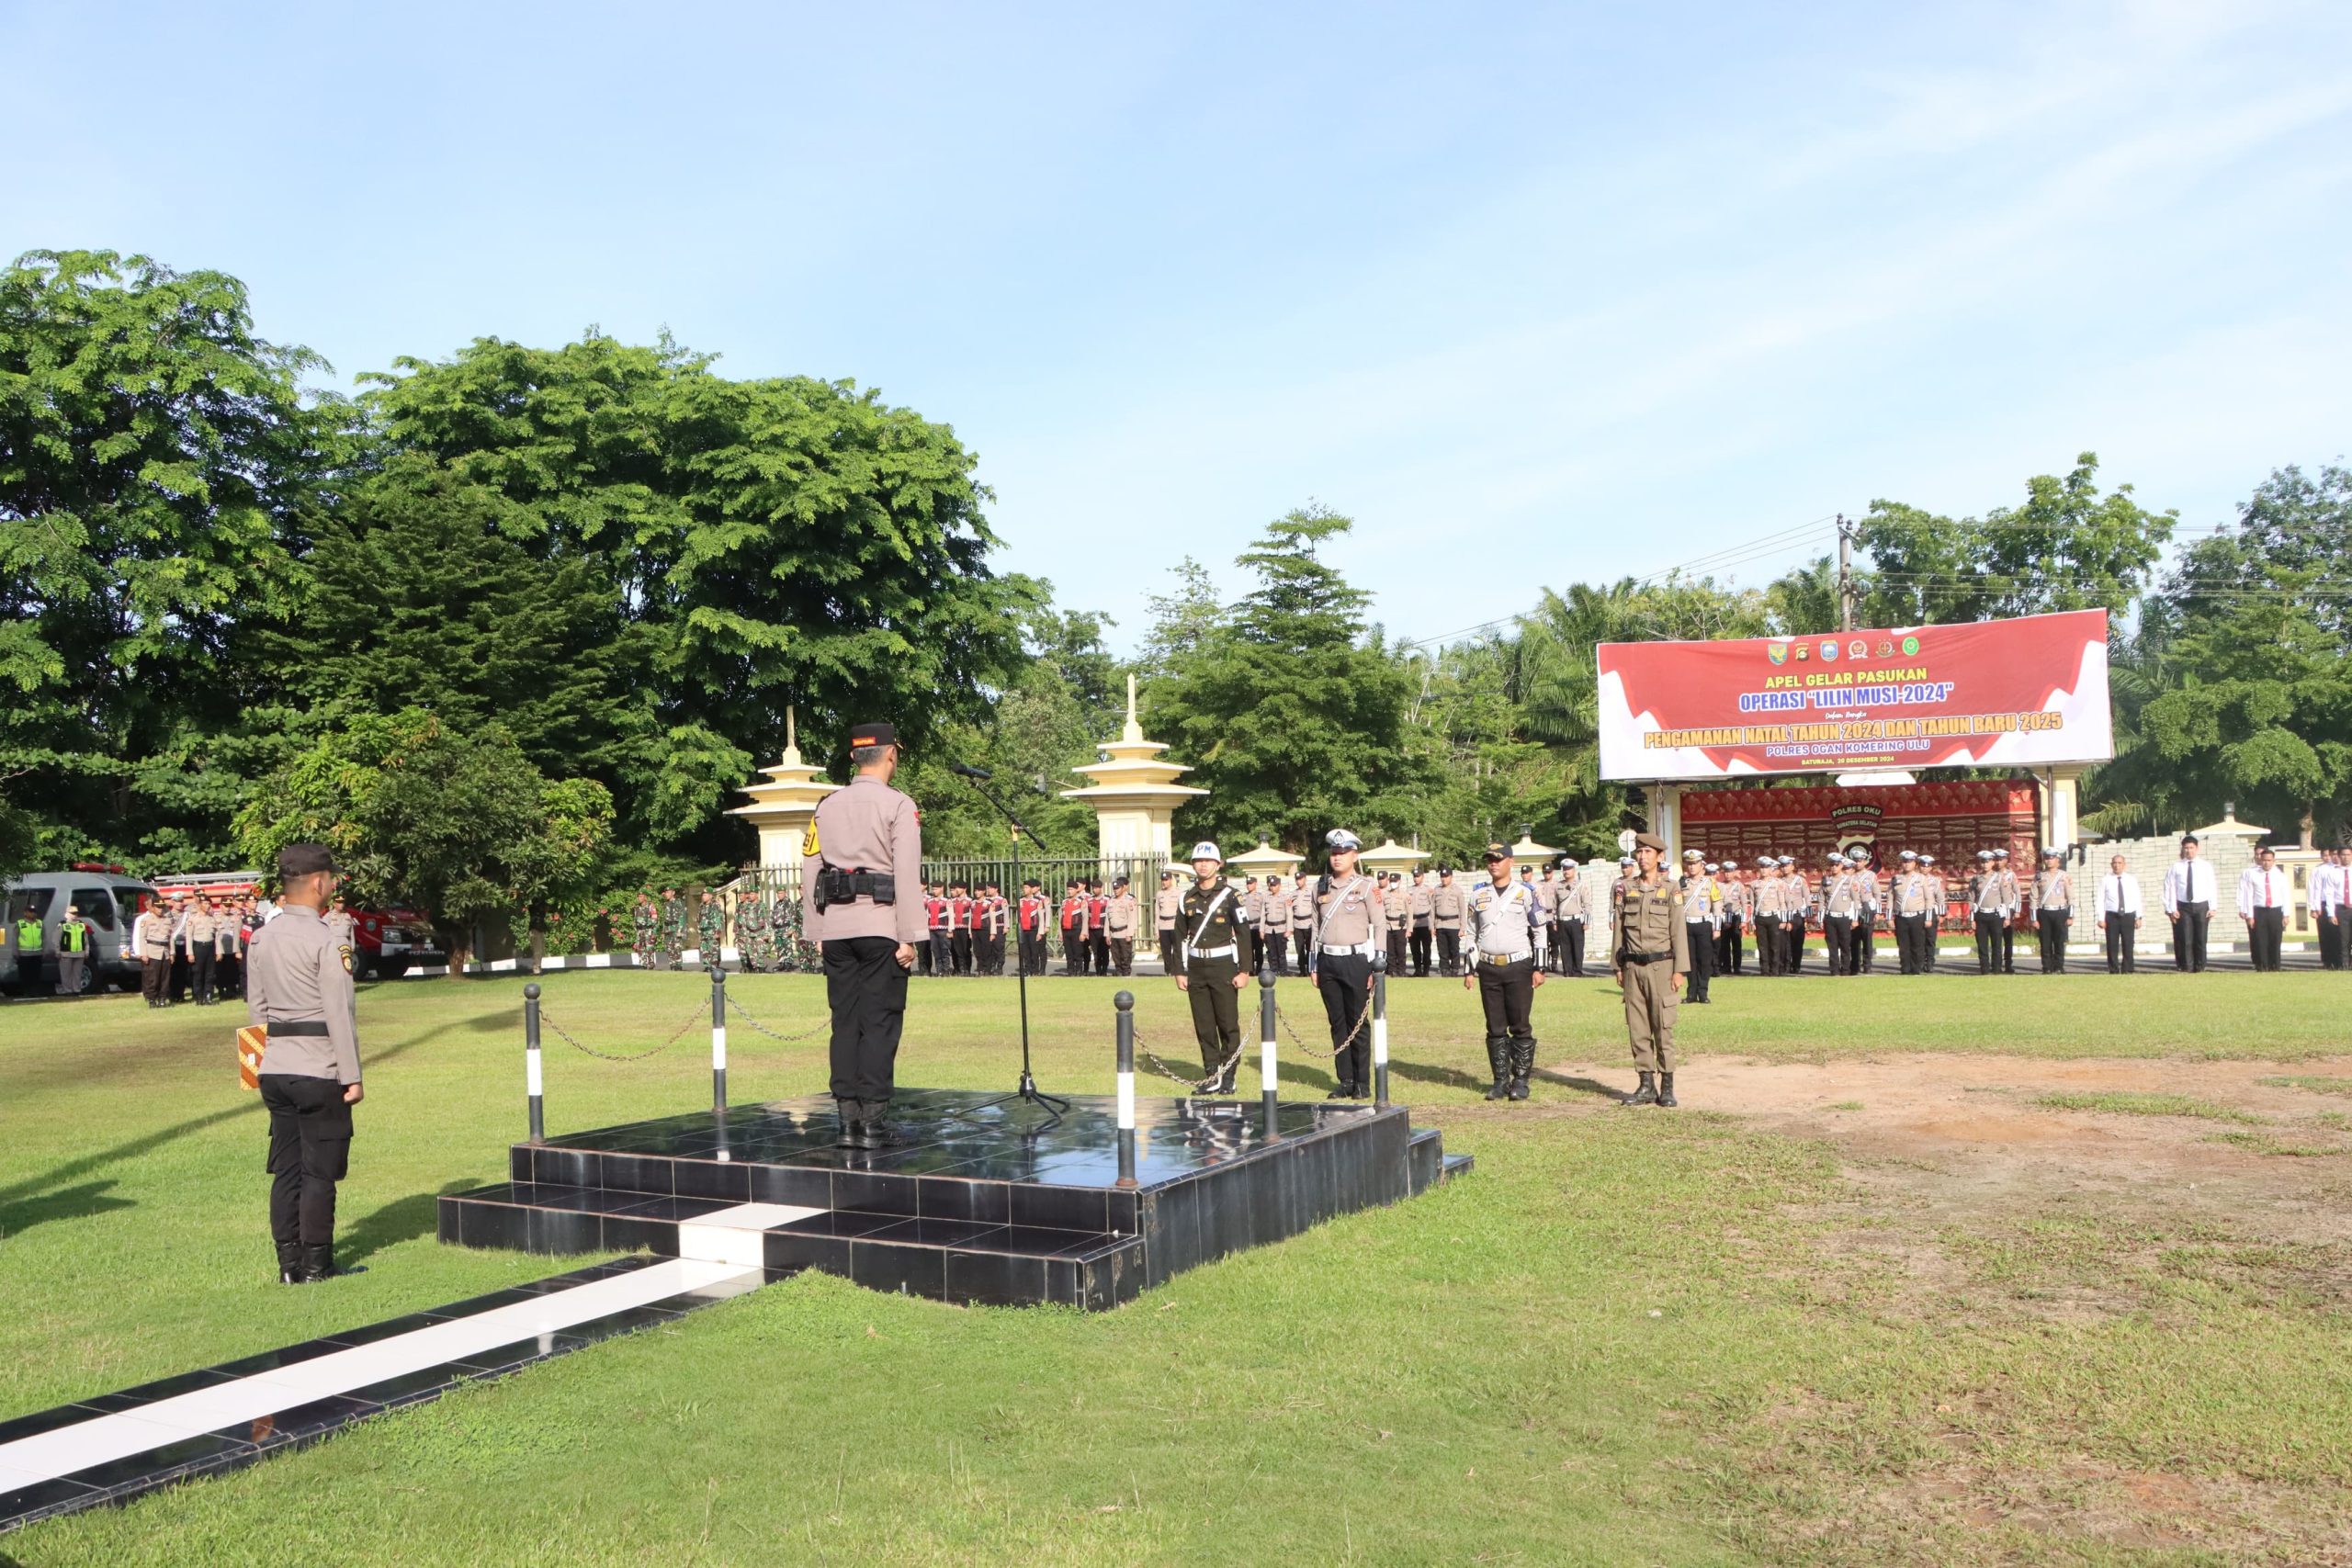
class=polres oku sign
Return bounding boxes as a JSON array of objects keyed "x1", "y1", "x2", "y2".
[{"x1": 1596, "y1": 610, "x2": 2113, "y2": 781}]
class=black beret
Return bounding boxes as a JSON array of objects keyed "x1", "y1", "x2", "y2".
[{"x1": 277, "y1": 843, "x2": 340, "y2": 878}]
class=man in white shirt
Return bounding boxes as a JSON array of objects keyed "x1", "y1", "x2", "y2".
[
  {"x1": 2314, "y1": 848, "x2": 2345, "y2": 972},
  {"x1": 2096, "y1": 854, "x2": 2144, "y2": 975},
  {"x1": 2161, "y1": 835, "x2": 2216, "y2": 973},
  {"x1": 2237, "y1": 846, "x2": 2290, "y2": 972}
]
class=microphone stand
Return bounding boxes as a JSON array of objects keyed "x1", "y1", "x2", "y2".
[{"x1": 952, "y1": 772, "x2": 1070, "y2": 1129}]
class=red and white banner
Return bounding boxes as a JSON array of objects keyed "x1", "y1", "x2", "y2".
[{"x1": 1597, "y1": 609, "x2": 2113, "y2": 781}]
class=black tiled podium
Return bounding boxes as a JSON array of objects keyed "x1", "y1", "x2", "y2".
[{"x1": 440, "y1": 1090, "x2": 1470, "y2": 1310}]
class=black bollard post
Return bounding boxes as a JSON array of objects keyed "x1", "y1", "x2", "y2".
[
  {"x1": 1258, "y1": 966, "x2": 1279, "y2": 1138},
  {"x1": 1371, "y1": 950, "x2": 1390, "y2": 1109},
  {"x1": 524, "y1": 982, "x2": 545, "y2": 1143},
  {"x1": 1114, "y1": 990, "x2": 1136, "y2": 1187},
  {"x1": 709, "y1": 961, "x2": 727, "y2": 1116}
]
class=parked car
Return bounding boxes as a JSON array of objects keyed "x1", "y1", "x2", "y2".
[{"x1": 3, "y1": 865, "x2": 162, "y2": 996}]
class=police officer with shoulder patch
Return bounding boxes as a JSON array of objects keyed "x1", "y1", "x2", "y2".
[
  {"x1": 245, "y1": 844, "x2": 365, "y2": 1284},
  {"x1": 1465, "y1": 844, "x2": 1545, "y2": 1100},
  {"x1": 1173, "y1": 842, "x2": 1250, "y2": 1093},
  {"x1": 1613, "y1": 832, "x2": 1688, "y2": 1108},
  {"x1": 802, "y1": 722, "x2": 925, "y2": 1149},
  {"x1": 1309, "y1": 829, "x2": 1385, "y2": 1100}
]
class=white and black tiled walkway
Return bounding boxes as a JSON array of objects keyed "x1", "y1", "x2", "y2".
[{"x1": 0, "y1": 1203, "x2": 811, "y2": 1534}]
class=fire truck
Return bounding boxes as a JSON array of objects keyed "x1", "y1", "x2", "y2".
[{"x1": 150, "y1": 871, "x2": 446, "y2": 979}]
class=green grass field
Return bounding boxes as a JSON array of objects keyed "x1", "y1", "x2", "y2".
[{"x1": 5, "y1": 969, "x2": 2351, "y2": 1564}]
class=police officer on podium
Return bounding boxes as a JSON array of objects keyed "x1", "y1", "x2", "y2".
[
  {"x1": 802, "y1": 722, "x2": 924, "y2": 1149},
  {"x1": 245, "y1": 843, "x2": 365, "y2": 1284},
  {"x1": 1310, "y1": 829, "x2": 1384, "y2": 1100},
  {"x1": 1174, "y1": 841, "x2": 1250, "y2": 1092}
]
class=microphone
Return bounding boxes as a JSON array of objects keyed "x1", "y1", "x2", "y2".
[{"x1": 949, "y1": 763, "x2": 993, "y2": 780}]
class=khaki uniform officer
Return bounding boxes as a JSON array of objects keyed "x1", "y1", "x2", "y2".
[
  {"x1": 182, "y1": 899, "x2": 223, "y2": 1005},
  {"x1": 1104, "y1": 879, "x2": 1140, "y2": 976},
  {"x1": 1155, "y1": 873, "x2": 1182, "y2": 976},
  {"x1": 802, "y1": 721, "x2": 925, "y2": 1150},
  {"x1": 1173, "y1": 842, "x2": 1250, "y2": 1093},
  {"x1": 1612, "y1": 832, "x2": 1689, "y2": 1108},
  {"x1": 245, "y1": 843, "x2": 365, "y2": 1284},
  {"x1": 1310, "y1": 829, "x2": 1385, "y2": 1100},
  {"x1": 1430, "y1": 870, "x2": 1465, "y2": 976}
]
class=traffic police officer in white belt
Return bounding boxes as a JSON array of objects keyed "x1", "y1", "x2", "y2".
[
  {"x1": 1309, "y1": 829, "x2": 1385, "y2": 1100},
  {"x1": 1465, "y1": 843, "x2": 1545, "y2": 1100},
  {"x1": 1173, "y1": 841, "x2": 1250, "y2": 1093},
  {"x1": 244, "y1": 843, "x2": 365, "y2": 1284}
]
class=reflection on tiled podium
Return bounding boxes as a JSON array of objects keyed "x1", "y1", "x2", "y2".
[{"x1": 439, "y1": 1090, "x2": 1471, "y2": 1310}]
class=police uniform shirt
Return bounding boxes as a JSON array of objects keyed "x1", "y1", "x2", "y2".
[
  {"x1": 1679, "y1": 874, "x2": 1717, "y2": 923},
  {"x1": 1180, "y1": 882, "x2": 1246, "y2": 965},
  {"x1": 1612, "y1": 874, "x2": 1690, "y2": 971},
  {"x1": 1105, "y1": 891, "x2": 1138, "y2": 937},
  {"x1": 799, "y1": 774, "x2": 927, "y2": 944},
  {"x1": 244, "y1": 905, "x2": 363, "y2": 1083},
  {"x1": 1290, "y1": 883, "x2": 1315, "y2": 930},
  {"x1": 2038, "y1": 870, "x2": 2075, "y2": 911},
  {"x1": 1409, "y1": 883, "x2": 1433, "y2": 923},
  {"x1": 1155, "y1": 885, "x2": 1182, "y2": 931},
  {"x1": 1430, "y1": 882, "x2": 1464, "y2": 928},
  {"x1": 1467, "y1": 878, "x2": 1538, "y2": 959},
  {"x1": 1826, "y1": 871, "x2": 1866, "y2": 919},
  {"x1": 1315, "y1": 873, "x2": 1384, "y2": 950}
]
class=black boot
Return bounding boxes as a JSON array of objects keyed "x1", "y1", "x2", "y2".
[
  {"x1": 835, "y1": 1102, "x2": 865, "y2": 1149},
  {"x1": 863, "y1": 1108, "x2": 904, "y2": 1148},
  {"x1": 1508, "y1": 1039, "x2": 1533, "y2": 1101},
  {"x1": 1622, "y1": 1071, "x2": 1658, "y2": 1107},
  {"x1": 276, "y1": 1240, "x2": 304, "y2": 1286},
  {"x1": 1657, "y1": 1071, "x2": 1678, "y2": 1109},
  {"x1": 1483, "y1": 1037, "x2": 1510, "y2": 1100},
  {"x1": 299, "y1": 1243, "x2": 337, "y2": 1282}
]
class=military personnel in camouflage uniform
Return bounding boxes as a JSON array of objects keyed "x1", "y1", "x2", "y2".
[
  {"x1": 632, "y1": 893, "x2": 660, "y2": 969},
  {"x1": 657, "y1": 888, "x2": 685, "y2": 969},
  {"x1": 737, "y1": 874, "x2": 771, "y2": 973},
  {"x1": 695, "y1": 889, "x2": 725, "y2": 968}
]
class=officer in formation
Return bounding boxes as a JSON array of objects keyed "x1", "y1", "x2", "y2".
[
  {"x1": 51, "y1": 902, "x2": 96, "y2": 996},
  {"x1": 1712, "y1": 863, "x2": 1746, "y2": 976},
  {"x1": 1240, "y1": 877, "x2": 1265, "y2": 976},
  {"x1": 2033, "y1": 850, "x2": 2075, "y2": 973},
  {"x1": 737, "y1": 874, "x2": 772, "y2": 973},
  {"x1": 1430, "y1": 868, "x2": 1464, "y2": 976},
  {"x1": 659, "y1": 887, "x2": 687, "y2": 969},
  {"x1": 1967, "y1": 850, "x2": 2011, "y2": 974},
  {"x1": 1261, "y1": 874, "x2": 1291, "y2": 975},
  {"x1": 1288, "y1": 874, "x2": 1315, "y2": 967},
  {"x1": 2096, "y1": 853, "x2": 2144, "y2": 974},
  {"x1": 1104, "y1": 877, "x2": 1139, "y2": 976},
  {"x1": 1465, "y1": 843, "x2": 1545, "y2": 1100},
  {"x1": 632, "y1": 892, "x2": 660, "y2": 968},
  {"x1": 1849, "y1": 850, "x2": 1883, "y2": 973},
  {"x1": 1408, "y1": 872, "x2": 1434, "y2": 976},
  {"x1": 1679, "y1": 850, "x2": 1718, "y2": 1004},
  {"x1": 2313, "y1": 847, "x2": 2346, "y2": 972},
  {"x1": 135, "y1": 896, "x2": 173, "y2": 1004},
  {"x1": 245, "y1": 844, "x2": 366, "y2": 1284},
  {"x1": 2237, "y1": 845, "x2": 2290, "y2": 972},
  {"x1": 695, "y1": 889, "x2": 724, "y2": 967},
  {"x1": 1018, "y1": 879, "x2": 1050, "y2": 976},
  {"x1": 1172, "y1": 841, "x2": 1249, "y2": 1093},
  {"x1": 2163, "y1": 834, "x2": 2216, "y2": 972},
  {"x1": 1891, "y1": 851, "x2": 1935, "y2": 974},
  {"x1": 1553, "y1": 858, "x2": 1589, "y2": 976},
  {"x1": 1750, "y1": 855, "x2": 1786, "y2": 975},
  {"x1": 1309, "y1": 829, "x2": 1384, "y2": 1100},
  {"x1": 1155, "y1": 870, "x2": 1182, "y2": 975},
  {"x1": 802, "y1": 723, "x2": 924, "y2": 1149},
  {"x1": 1613, "y1": 832, "x2": 1687, "y2": 1108}
]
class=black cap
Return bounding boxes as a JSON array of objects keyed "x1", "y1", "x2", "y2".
[
  {"x1": 848, "y1": 722, "x2": 899, "y2": 750},
  {"x1": 1482, "y1": 843, "x2": 1510, "y2": 863},
  {"x1": 278, "y1": 843, "x2": 339, "y2": 878}
]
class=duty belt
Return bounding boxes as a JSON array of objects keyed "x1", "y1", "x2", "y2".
[
  {"x1": 265, "y1": 1020, "x2": 329, "y2": 1036},
  {"x1": 1620, "y1": 950, "x2": 1672, "y2": 964},
  {"x1": 1319, "y1": 942, "x2": 1373, "y2": 956},
  {"x1": 1481, "y1": 951, "x2": 1531, "y2": 966},
  {"x1": 1189, "y1": 944, "x2": 1238, "y2": 961}
]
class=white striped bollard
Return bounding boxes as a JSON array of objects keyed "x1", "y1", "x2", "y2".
[
  {"x1": 524, "y1": 982, "x2": 545, "y2": 1142},
  {"x1": 1114, "y1": 989, "x2": 1136, "y2": 1187},
  {"x1": 1259, "y1": 965, "x2": 1279, "y2": 1137},
  {"x1": 709, "y1": 961, "x2": 728, "y2": 1115},
  {"x1": 1370, "y1": 950, "x2": 1390, "y2": 1109}
]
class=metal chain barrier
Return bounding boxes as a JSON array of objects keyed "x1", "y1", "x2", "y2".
[
  {"x1": 537, "y1": 998, "x2": 708, "y2": 1064},
  {"x1": 718, "y1": 985, "x2": 830, "y2": 1045},
  {"x1": 1274, "y1": 993, "x2": 1372, "y2": 1061},
  {"x1": 1135, "y1": 1016, "x2": 1248, "y2": 1094}
]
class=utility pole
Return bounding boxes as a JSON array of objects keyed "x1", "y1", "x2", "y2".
[{"x1": 1835, "y1": 513, "x2": 1856, "y2": 633}]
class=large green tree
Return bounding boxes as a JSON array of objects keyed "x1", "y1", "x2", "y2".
[
  {"x1": 360, "y1": 333, "x2": 1038, "y2": 851},
  {"x1": 1144, "y1": 505, "x2": 1432, "y2": 855},
  {"x1": 236, "y1": 709, "x2": 612, "y2": 973},
  {"x1": 0, "y1": 249, "x2": 345, "y2": 866}
]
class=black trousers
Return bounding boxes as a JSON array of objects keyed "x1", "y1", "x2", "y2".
[
  {"x1": 187, "y1": 948, "x2": 215, "y2": 1003},
  {"x1": 2319, "y1": 912, "x2": 2346, "y2": 971},
  {"x1": 1787, "y1": 916, "x2": 1808, "y2": 973},
  {"x1": 1090, "y1": 932, "x2": 1110, "y2": 975},
  {"x1": 262, "y1": 1072, "x2": 352, "y2": 1247},
  {"x1": 2037, "y1": 910, "x2": 2069, "y2": 974},
  {"x1": 1999, "y1": 920, "x2": 2017, "y2": 973},
  {"x1": 1558, "y1": 919, "x2": 1587, "y2": 976},
  {"x1": 2105, "y1": 914, "x2": 2138, "y2": 973},
  {"x1": 1110, "y1": 937, "x2": 1134, "y2": 976},
  {"x1": 1715, "y1": 916, "x2": 1740, "y2": 976},
  {"x1": 1248, "y1": 930, "x2": 1264, "y2": 975},
  {"x1": 1317, "y1": 953, "x2": 1373, "y2": 1093},
  {"x1": 1385, "y1": 929, "x2": 1409, "y2": 977},
  {"x1": 1823, "y1": 915, "x2": 1852, "y2": 976},
  {"x1": 1410, "y1": 925, "x2": 1431, "y2": 976},
  {"x1": 950, "y1": 930, "x2": 972, "y2": 976},
  {"x1": 1264, "y1": 931, "x2": 1289, "y2": 976},
  {"x1": 2172, "y1": 903, "x2": 2209, "y2": 971},
  {"x1": 141, "y1": 956, "x2": 166, "y2": 1003},
  {"x1": 1476, "y1": 953, "x2": 1534, "y2": 1040},
  {"x1": 1436, "y1": 929, "x2": 1461, "y2": 976},
  {"x1": 1754, "y1": 916, "x2": 1782, "y2": 976},
  {"x1": 1851, "y1": 915, "x2": 1876, "y2": 973},
  {"x1": 1062, "y1": 930, "x2": 1082, "y2": 974},
  {"x1": 1683, "y1": 922, "x2": 1713, "y2": 1001},
  {"x1": 823, "y1": 936, "x2": 908, "y2": 1107},
  {"x1": 1019, "y1": 928, "x2": 1046, "y2": 975},
  {"x1": 1974, "y1": 912, "x2": 2004, "y2": 975},
  {"x1": 2249, "y1": 906, "x2": 2285, "y2": 971},
  {"x1": 1894, "y1": 914, "x2": 1928, "y2": 974},
  {"x1": 1186, "y1": 958, "x2": 1243, "y2": 1079},
  {"x1": 926, "y1": 930, "x2": 948, "y2": 975}
]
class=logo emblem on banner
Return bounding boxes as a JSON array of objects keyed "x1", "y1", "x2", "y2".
[
  {"x1": 1819, "y1": 639, "x2": 1839, "y2": 661},
  {"x1": 1794, "y1": 643, "x2": 1811, "y2": 661},
  {"x1": 1849, "y1": 638, "x2": 1868, "y2": 659},
  {"x1": 1901, "y1": 635, "x2": 1921, "y2": 655},
  {"x1": 1878, "y1": 639, "x2": 1894, "y2": 657},
  {"x1": 1767, "y1": 643, "x2": 1788, "y2": 666}
]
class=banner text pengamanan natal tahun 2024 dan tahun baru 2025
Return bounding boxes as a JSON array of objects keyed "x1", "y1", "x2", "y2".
[{"x1": 1593, "y1": 608, "x2": 2117, "y2": 783}]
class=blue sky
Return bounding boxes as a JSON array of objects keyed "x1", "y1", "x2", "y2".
[{"x1": 6, "y1": 1, "x2": 2347, "y2": 651}]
